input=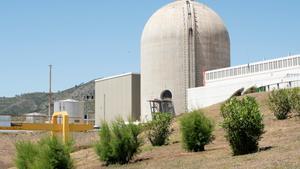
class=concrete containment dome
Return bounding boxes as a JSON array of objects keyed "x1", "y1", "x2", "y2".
[{"x1": 140, "y1": 0, "x2": 230, "y2": 121}]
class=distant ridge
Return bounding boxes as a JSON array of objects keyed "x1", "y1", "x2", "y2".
[{"x1": 0, "y1": 80, "x2": 95, "y2": 115}]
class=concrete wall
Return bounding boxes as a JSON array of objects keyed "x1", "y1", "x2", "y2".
[
  {"x1": 95, "y1": 73, "x2": 140, "y2": 126},
  {"x1": 188, "y1": 55, "x2": 300, "y2": 110},
  {"x1": 141, "y1": 0, "x2": 230, "y2": 121}
]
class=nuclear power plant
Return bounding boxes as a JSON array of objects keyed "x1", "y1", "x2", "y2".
[
  {"x1": 94, "y1": 0, "x2": 300, "y2": 126},
  {"x1": 140, "y1": 0, "x2": 230, "y2": 121}
]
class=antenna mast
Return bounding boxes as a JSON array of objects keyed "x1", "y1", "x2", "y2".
[{"x1": 48, "y1": 64, "x2": 52, "y2": 122}]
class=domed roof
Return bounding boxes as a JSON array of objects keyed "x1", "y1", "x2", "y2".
[
  {"x1": 140, "y1": 0, "x2": 230, "y2": 121},
  {"x1": 142, "y1": 0, "x2": 228, "y2": 44}
]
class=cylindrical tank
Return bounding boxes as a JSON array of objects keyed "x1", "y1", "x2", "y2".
[
  {"x1": 54, "y1": 99, "x2": 84, "y2": 123},
  {"x1": 141, "y1": 0, "x2": 230, "y2": 121}
]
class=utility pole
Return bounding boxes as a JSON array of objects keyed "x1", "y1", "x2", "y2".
[{"x1": 48, "y1": 64, "x2": 52, "y2": 122}]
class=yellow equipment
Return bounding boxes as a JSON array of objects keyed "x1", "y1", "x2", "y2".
[{"x1": 0, "y1": 112, "x2": 93, "y2": 143}]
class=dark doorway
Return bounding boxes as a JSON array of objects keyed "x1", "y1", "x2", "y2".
[{"x1": 160, "y1": 90, "x2": 172, "y2": 100}]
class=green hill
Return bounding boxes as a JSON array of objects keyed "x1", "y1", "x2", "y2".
[{"x1": 0, "y1": 80, "x2": 95, "y2": 115}]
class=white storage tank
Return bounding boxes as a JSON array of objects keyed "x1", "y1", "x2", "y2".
[{"x1": 54, "y1": 99, "x2": 84, "y2": 123}]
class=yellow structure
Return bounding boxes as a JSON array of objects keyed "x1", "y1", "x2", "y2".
[{"x1": 0, "y1": 112, "x2": 93, "y2": 143}]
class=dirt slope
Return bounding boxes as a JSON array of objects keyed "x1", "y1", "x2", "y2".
[
  {"x1": 72, "y1": 92, "x2": 300, "y2": 169},
  {"x1": 2, "y1": 92, "x2": 300, "y2": 169}
]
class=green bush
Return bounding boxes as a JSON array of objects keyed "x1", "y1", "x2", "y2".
[
  {"x1": 290, "y1": 87, "x2": 300, "y2": 115},
  {"x1": 221, "y1": 96, "x2": 264, "y2": 155},
  {"x1": 15, "y1": 141, "x2": 39, "y2": 169},
  {"x1": 145, "y1": 112, "x2": 173, "y2": 146},
  {"x1": 15, "y1": 136, "x2": 74, "y2": 169},
  {"x1": 180, "y1": 110, "x2": 214, "y2": 152},
  {"x1": 268, "y1": 89, "x2": 292, "y2": 120},
  {"x1": 95, "y1": 119, "x2": 142, "y2": 165}
]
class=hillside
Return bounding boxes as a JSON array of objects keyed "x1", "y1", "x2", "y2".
[
  {"x1": 72, "y1": 92, "x2": 300, "y2": 169},
  {"x1": 2, "y1": 92, "x2": 300, "y2": 169},
  {"x1": 0, "y1": 80, "x2": 95, "y2": 115}
]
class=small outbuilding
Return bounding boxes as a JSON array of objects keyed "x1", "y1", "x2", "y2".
[
  {"x1": 94, "y1": 73, "x2": 140, "y2": 127},
  {"x1": 25, "y1": 112, "x2": 47, "y2": 124}
]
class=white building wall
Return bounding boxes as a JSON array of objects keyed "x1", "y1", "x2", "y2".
[
  {"x1": 188, "y1": 55, "x2": 300, "y2": 110},
  {"x1": 54, "y1": 99, "x2": 84, "y2": 123}
]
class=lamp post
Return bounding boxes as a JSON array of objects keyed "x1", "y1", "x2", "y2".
[{"x1": 48, "y1": 64, "x2": 52, "y2": 122}]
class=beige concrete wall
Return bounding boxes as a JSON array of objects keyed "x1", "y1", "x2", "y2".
[
  {"x1": 95, "y1": 73, "x2": 140, "y2": 126},
  {"x1": 141, "y1": 0, "x2": 230, "y2": 121}
]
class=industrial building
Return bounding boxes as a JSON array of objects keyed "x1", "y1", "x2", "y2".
[
  {"x1": 140, "y1": 0, "x2": 230, "y2": 121},
  {"x1": 94, "y1": 73, "x2": 140, "y2": 126},
  {"x1": 93, "y1": 0, "x2": 300, "y2": 124},
  {"x1": 25, "y1": 112, "x2": 47, "y2": 123},
  {"x1": 188, "y1": 55, "x2": 300, "y2": 110}
]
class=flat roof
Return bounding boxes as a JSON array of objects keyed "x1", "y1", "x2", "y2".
[{"x1": 95, "y1": 72, "x2": 140, "y2": 82}]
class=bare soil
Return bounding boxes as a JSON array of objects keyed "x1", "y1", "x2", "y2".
[{"x1": 2, "y1": 92, "x2": 300, "y2": 169}]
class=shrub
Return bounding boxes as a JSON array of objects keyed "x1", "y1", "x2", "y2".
[
  {"x1": 290, "y1": 87, "x2": 300, "y2": 115},
  {"x1": 15, "y1": 141, "x2": 38, "y2": 169},
  {"x1": 180, "y1": 110, "x2": 214, "y2": 152},
  {"x1": 268, "y1": 89, "x2": 292, "y2": 120},
  {"x1": 15, "y1": 136, "x2": 74, "y2": 169},
  {"x1": 95, "y1": 119, "x2": 142, "y2": 165},
  {"x1": 145, "y1": 112, "x2": 173, "y2": 146},
  {"x1": 221, "y1": 96, "x2": 264, "y2": 155},
  {"x1": 33, "y1": 136, "x2": 74, "y2": 169}
]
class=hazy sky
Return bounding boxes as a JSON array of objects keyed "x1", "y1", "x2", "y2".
[{"x1": 0, "y1": 0, "x2": 299, "y2": 97}]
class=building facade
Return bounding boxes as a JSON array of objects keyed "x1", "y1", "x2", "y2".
[
  {"x1": 94, "y1": 73, "x2": 140, "y2": 126},
  {"x1": 188, "y1": 55, "x2": 300, "y2": 110}
]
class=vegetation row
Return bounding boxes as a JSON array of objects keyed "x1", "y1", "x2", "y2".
[{"x1": 15, "y1": 88, "x2": 300, "y2": 168}]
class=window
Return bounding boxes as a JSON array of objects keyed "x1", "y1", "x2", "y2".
[
  {"x1": 241, "y1": 67, "x2": 245, "y2": 74},
  {"x1": 269, "y1": 62, "x2": 273, "y2": 70},
  {"x1": 288, "y1": 59, "x2": 293, "y2": 67},
  {"x1": 273, "y1": 61, "x2": 277, "y2": 69},
  {"x1": 225, "y1": 70, "x2": 230, "y2": 77},
  {"x1": 213, "y1": 72, "x2": 217, "y2": 79},
  {"x1": 237, "y1": 68, "x2": 241, "y2": 75},
  {"x1": 209, "y1": 73, "x2": 212, "y2": 80},
  {"x1": 278, "y1": 60, "x2": 283, "y2": 68},
  {"x1": 283, "y1": 59, "x2": 287, "y2": 67},
  {"x1": 254, "y1": 65, "x2": 259, "y2": 72},
  {"x1": 250, "y1": 65, "x2": 254, "y2": 73},
  {"x1": 264, "y1": 63, "x2": 269, "y2": 71},
  {"x1": 221, "y1": 70, "x2": 225, "y2": 78},
  {"x1": 259, "y1": 64, "x2": 263, "y2": 72},
  {"x1": 293, "y1": 58, "x2": 297, "y2": 66},
  {"x1": 217, "y1": 71, "x2": 221, "y2": 79}
]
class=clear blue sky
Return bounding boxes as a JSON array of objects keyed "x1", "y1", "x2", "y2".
[{"x1": 0, "y1": 0, "x2": 299, "y2": 97}]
